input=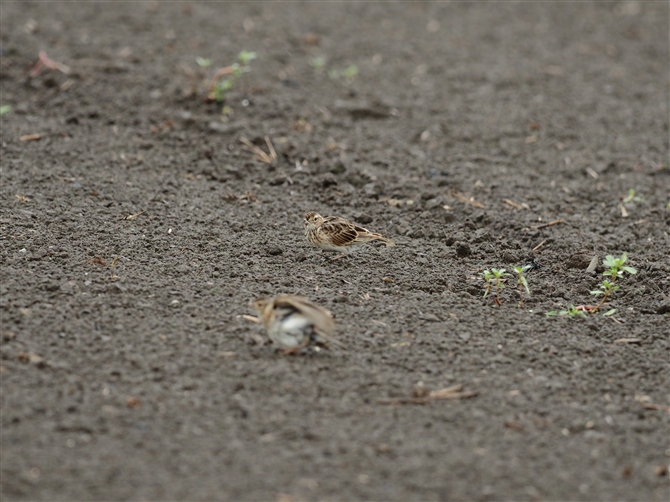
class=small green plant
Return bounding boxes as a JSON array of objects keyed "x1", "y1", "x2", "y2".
[
  {"x1": 589, "y1": 253, "x2": 637, "y2": 314},
  {"x1": 513, "y1": 265, "x2": 531, "y2": 307},
  {"x1": 208, "y1": 51, "x2": 256, "y2": 102},
  {"x1": 309, "y1": 56, "x2": 327, "y2": 73},
  {"x1": 188, "y1": 51, "x2": 257, "y2": 103},
  {"x1": 546, "y1": 305, "x2": 587, "y2": 318},
  {"x1": 482, "y1": 268, "x2": 509, "y2": 306},
  {"x1": 328, "y1": 64, "x2": 359, "y2": 81},
  {"x1": 622, "y1": 189, "x2": 643, "y2": 203},
  {"x1": 238, "y1": 50, "x2": 257, "y2": 66},
  {"x1": 0, "y1": 105, "x2": 10, "y2": 115}
]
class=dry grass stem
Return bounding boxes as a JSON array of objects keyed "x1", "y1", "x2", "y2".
[
  {"x1": 240, "y1": 136, "x2": 277, "y2": 164},
  {"x1": 449, "y1": 190, "x2": 485, "y2": 209},
  {"x1": 532, "y1": 219, "x2": 565, "y2": 229}
]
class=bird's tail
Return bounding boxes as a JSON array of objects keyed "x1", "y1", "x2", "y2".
[
  {"x1": 313, "y1": 329, "x2": 347, "y2": 350},
  {"x1": 381, "y1": 237, "x2": 395, "y2": 247}
]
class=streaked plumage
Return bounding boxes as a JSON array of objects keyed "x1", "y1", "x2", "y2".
[
  {"x1": 304, "y1": 211, "x2": 395, "y2": 260},
  {"x1": 252, "y1": 295, "x2": 344, "y2": 353}
]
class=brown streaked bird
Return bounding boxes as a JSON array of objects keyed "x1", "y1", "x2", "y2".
[
  {"x1": 252, "y1": 295, "x2": 344, "y2": 354},
  {"x1": 304, "y1": 211, "x2": 395, "y2": 261}
]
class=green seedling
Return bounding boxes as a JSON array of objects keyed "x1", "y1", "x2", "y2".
[
  {"x1": 622, "y1": 189, "x2": 643, "y2": 203},
  {"x1": 482, "y1": 268, "x2": 509, "y2": 306},
  {"x1": 209, "y1": 51, "x2": 255, "y2": 102},
  {"x1": 310, "y1": 56, "x2": 327, "y2": 73},
  {"x1": 0, "y1": 105, "x2": 10, "y2": 115},
  {"x1": 328, "y1": 64, "x2": 359, "y2": 81},
  {"x1": 188, "y1": 50, "x2": 257, "y2": 103},
  {"x1": 513, "y1": 265, "x2": 531, "y2": 307},
  {"x1": 342, "y1": 64, "x2": 359, "y2": 80},
  {"x1": 546, "y1": 305, "x2": 587, "y2": 318},
  {"x1": 589, "y1": 253, "x2": 637, "y2": 313},
  {"x1": 238, "y1": 50, "x2": 257, "y2": 66}
]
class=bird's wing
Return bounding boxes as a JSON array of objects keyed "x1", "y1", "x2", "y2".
[
  {"x1": 274, "y1": 295, "x2": 335, "y2": 335},
  {"x1": 321, "y1": 218, "x2": 359, "y2": 247}
]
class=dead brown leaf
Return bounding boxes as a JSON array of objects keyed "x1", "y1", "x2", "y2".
[
  {"x1": 642, "y1": 403, "x2": 670, "y2": 412},
  {"x1": 17, "y1": 352, "x2": 44, "y2": 365},
  {"x1": 125, "y1": 396, "x2": 141, "y2": 408},
  {"x1": 89, "y1": 256, "x2": 107, "y2": 266}
]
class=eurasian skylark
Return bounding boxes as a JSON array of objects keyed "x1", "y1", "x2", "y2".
[
  {"x1": 304, "y1": 211, "x2": 395, "y2": 260},
  {"x1": 252, "y1": 294, "x2": 345, "y2": 354}
]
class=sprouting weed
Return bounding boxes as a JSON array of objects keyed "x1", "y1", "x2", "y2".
[
  {"x1": 482, "y1": 268, "x2": 509, "y2": 306},
  {"x1": 622, "y1": 189, "x2": 643, "y2": 204},
  {"x1": 190, "y1": 50, "x2": 257, "y2": 104},
  {"x1": 238, "y1": 51, "x2": 257, "y2": 66},
  {"x1": 342, "y1": 64, "x2": 359, "y2": 80},
  {"x1": 546, "y1": 305, "x2": 587, "y2": 318},
  {"x1": 513, "y1": 265, "x2": 531, "y2": 307},
  {"x1": 328, "y1": 64, "x2": 359, "y2": 81},
  {"x1": 310, "y1": 57, "x2": 327, "y2": 73},
  {"x1": 589, "y1": 253, "x2": 637, "y2": 313}
]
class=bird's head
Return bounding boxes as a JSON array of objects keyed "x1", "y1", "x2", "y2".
[{"x1": 304, "y1": 211, "x2": 324, "y2": 228}]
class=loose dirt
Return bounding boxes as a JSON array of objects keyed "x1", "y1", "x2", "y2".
[{"x1": 2, "y1": 2, "x2": 668, "y2": 501}]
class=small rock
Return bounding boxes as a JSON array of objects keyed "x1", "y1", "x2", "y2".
[
  {"x1": 458, "y1": 332, "x2": 471, "y2": 341},
  {"x1": 266, "y1": 246, "x2": 283, "y2": 256},
  {"x1": 424, "y1": 197, "x2": 443, "y2": 210}
]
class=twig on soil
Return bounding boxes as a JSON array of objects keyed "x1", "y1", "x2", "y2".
[
  {"x1": 532, "y1": 219, "x2": 565, "y2": 229},
  {"x1": 503, "y1": 198, "x2": 527, "y2": 210},
  {"x1": 29, "y1": 51, "x2": 71, "y2": 77},
  {"x1": 642, "y1": 403, "x2": 670, "y2": 412},
  {"x1": 240, "y1": 136, "x2": 277, "y2": 164},
  {"x1": 20, "y1": 134, "x2": 42, "y2": 142},
  {"x1": 378, "y1": 384, "x2": 477, "y2": 405},
  {"x1": 125, "y1": 211, "x2": 146, "y2": 220},
  {"x1": 532, "y1": 240, "x2": 547, "y2": 252},
  {"x1": 449, "y1": 190, "x2": 485, "y2": 209}
]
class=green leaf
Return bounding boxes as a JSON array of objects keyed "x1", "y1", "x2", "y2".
[
  {"x1": 196, "y1": 57, "x2": 212, "y2": 68},
  {"x1": 520, "y1": 276, "x2": 530, "y2": 295},
  {"x1": 546, "y1": 311, "x2": 559, "y2": 316},
  {"x1": 622, "y1": 266, "x2": 637, "y2": 274},
  {"x1": 0, "y1": 105, "x2": 10, "y2": 115},
  {"x1": 590, "y1": 290, "x2": 604, "y2": 296},
  {"x1": 238, "y1": 51, "x2": 257, "y2": 65},
  {"x1": 603, "y1": 309, "x2": 617, "y2": 316}
]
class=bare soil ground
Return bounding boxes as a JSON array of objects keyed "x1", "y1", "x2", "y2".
[{"x1": 1, "y1": 2, "x2": 669, "y2": 501}]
